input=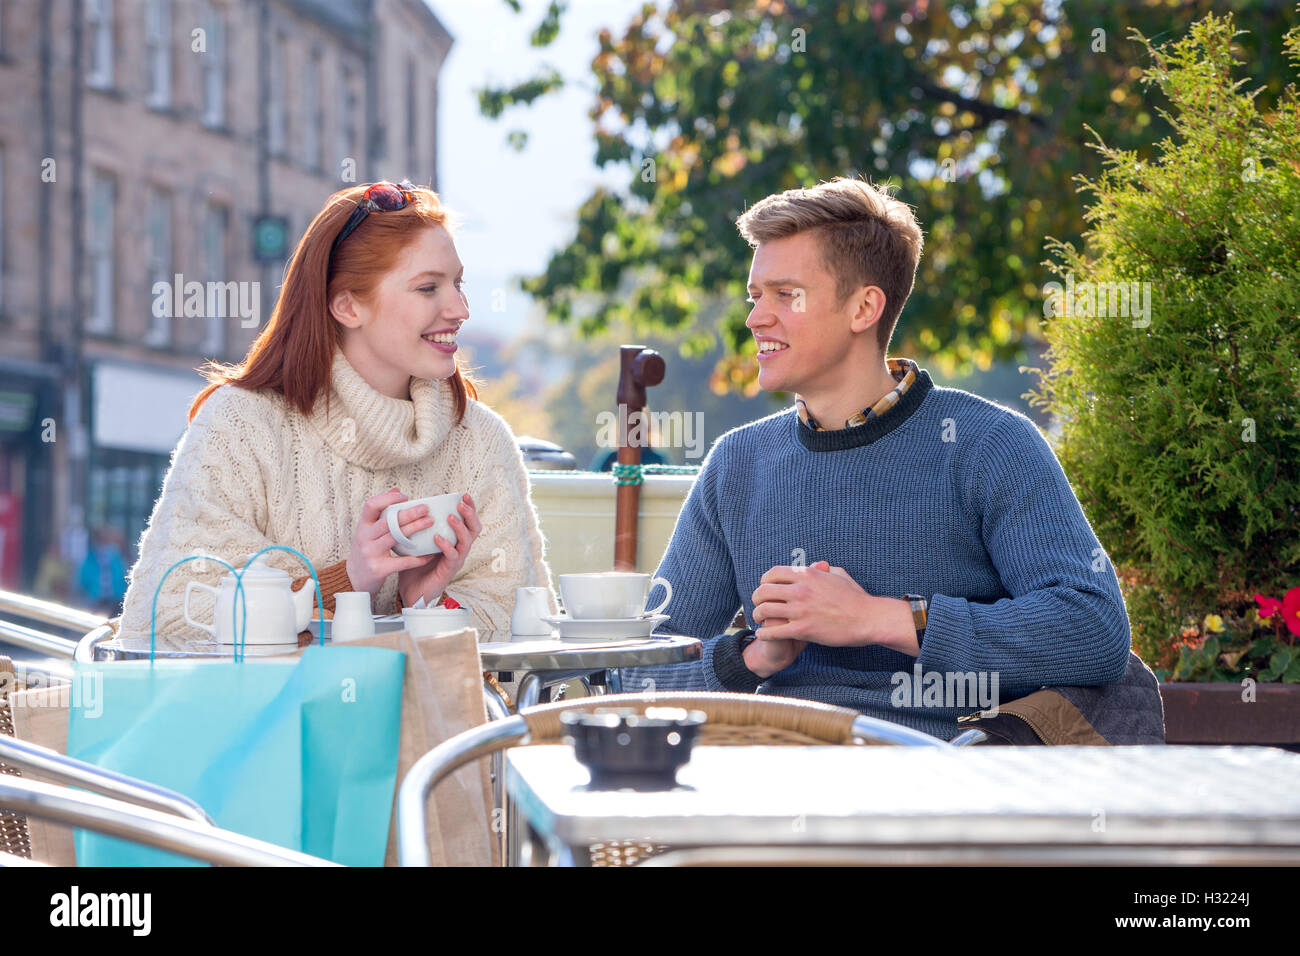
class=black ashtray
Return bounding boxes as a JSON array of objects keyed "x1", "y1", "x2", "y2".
[{"x1": 561, "y1": 707, "x2": 706, "y2": 790}]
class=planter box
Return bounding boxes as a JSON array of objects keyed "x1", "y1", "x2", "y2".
[
  {"x1": 529, "y1": 471, "x2": 696, "y2": 577},
  {"x1": 1159, "y1": 682, "x2": 1300, "y2": 745}
]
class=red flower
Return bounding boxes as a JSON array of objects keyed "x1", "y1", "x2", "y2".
[
  {"x1": 1255, "y1": 593, "x2": 1283, "y2": 618},
  {"x1": 1282, "y1": 588, "x2": 1300, "y2": 637},
  {"x1": 440, "y1": 595, "x2": 461, "y2": 609}
]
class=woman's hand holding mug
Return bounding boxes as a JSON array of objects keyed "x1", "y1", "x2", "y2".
[
  {"x1": 347, "y1": 488, "x2": 444, "y2": 597},
  {"x1": 397, "y1": 492, "x2": 482, "y2": 607}
]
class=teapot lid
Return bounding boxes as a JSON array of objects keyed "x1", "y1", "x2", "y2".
[{"x1": 221, "y1": 554, "x2": 293, "y2": 585}]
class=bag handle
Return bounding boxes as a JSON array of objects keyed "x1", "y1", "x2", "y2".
[
  {"x1": 151, "y1": 555, "x2": 247, "y2": 663},
  {"x1": 149, "y1": 546, "x2": 324, "y2": 663},
  {"x1": 241, "y1": 545, "x2": 325, "y2": 658}
]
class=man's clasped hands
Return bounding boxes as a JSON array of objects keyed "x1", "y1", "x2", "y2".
[{"x1": 745, "y1": 561, "x2": 920, "y2": 678}]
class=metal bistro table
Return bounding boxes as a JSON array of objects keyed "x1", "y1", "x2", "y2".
[
  {"x1": 73, "y1": 617, "x2": 411, "y2": 662},
  {"x1": 476, "y1": 629, "x2": 700, "y2": 866},
  {"x1": 477, "y1": 632, "x2": 702, "y2": 713},
  {"x1": 506, "y1": 744, "x2": 1300, "y2": 866},
  {"x1": 80, "y1": 625, "x2": 703, "y2": 705}
]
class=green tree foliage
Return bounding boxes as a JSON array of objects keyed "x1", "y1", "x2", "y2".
[
  {"x1": 482, "y1": 0, "x2": 1300, "y2": 383},
  {"x1": 1030, "y1": 13, "x2": 1300, "y2": 678}
]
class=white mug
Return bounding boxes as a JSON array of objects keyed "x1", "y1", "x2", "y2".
[
  {"x1": 382, "y1": 492, "x2": 464, "y2": 557},
  {"x1": 511, "y1": 587, "x2": 554, "y2": 636},
  {"x1": 402, "y1": 606, "x2": 472, "y2": 638},
  {"x1": 331, "y1": 592, "x2": 375, "y2": 644},
  {"x1": 558, "y1": 572, "x2": 672, "y2": 620}
]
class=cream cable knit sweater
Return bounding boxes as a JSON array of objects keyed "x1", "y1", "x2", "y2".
[{"x1": 120, "y1": 347, "x2": 556, "y2": 649}]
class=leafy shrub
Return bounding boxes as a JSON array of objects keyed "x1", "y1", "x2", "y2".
[{"x1": 1030, "y1": 13, "x2": 1300, "y2": 680}]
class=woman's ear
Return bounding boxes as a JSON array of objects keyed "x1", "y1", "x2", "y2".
[{"x1": 330, "y1": 289, "x2": 363, "y2": 329}]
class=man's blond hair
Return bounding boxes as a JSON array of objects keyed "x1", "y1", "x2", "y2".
[{"x1": 736, "y1": 178, "x2": 924, "y2": 351}]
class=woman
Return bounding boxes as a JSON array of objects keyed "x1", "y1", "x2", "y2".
[{"x1": 119, "y1": 181, "x2": 555, "y2": 648}]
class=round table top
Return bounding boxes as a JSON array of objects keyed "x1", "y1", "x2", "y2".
[
  {"x1": 477, "y1": 633, "x2": 701, "y2": 671},
  {"x1": 83, "y1": 621, "x2": 703, "y2": 671}
]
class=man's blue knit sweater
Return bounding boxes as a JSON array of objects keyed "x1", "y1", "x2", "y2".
[{"x1": 620, "y1": 366, "x2": 1132, "y2": 742}]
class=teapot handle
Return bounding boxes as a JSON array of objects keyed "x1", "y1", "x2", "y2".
[
  {"x1": 151, "y1": 555, "x2": 246, "y2": 662},
  {"x1": 183, "y1": 580, "x2": 221, "y2": 639}
]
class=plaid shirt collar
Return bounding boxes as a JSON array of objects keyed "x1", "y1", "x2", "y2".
[{"x1": 796, "y1": 358, "x2": 920, "y2": 431}]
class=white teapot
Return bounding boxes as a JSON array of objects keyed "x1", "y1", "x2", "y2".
[{"x1": 183, "y1": 553, "x2": 317, "y2": 645}]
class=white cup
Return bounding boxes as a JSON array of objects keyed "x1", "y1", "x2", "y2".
[
  {"x1": 511, "y1": 587, "x2": 553, "y2": 636},
  {"x1": 558, "y1": 572, "x2": 672, "y2": 620},
  {"x1": 402, "y1": 606, "x2": 472, "y2": 638},
  {"x1": 382, "y1": 492, "x2": 464, "y2": 557},
  {"x1": 331, "y1": 592, "x2": 375, "y2": 644}
]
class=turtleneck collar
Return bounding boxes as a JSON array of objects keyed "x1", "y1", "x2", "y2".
[{"x1": 307, "y1": 347, "x2": 459, "y2": 470}]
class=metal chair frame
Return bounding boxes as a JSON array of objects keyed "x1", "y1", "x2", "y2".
[
  {"x1": 397, "y1": 691, "x2": 961, "y2": 867},
  {"x1": 0, "y1": 734, "x2": 214, "y2": 826},
  {"x1": 0, "y1": 776, "x2": 335, "y2": 867}
]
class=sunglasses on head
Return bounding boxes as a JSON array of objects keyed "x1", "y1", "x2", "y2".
[{"x1": 330, "y1": 180, "x2": 418, "y2": 261}]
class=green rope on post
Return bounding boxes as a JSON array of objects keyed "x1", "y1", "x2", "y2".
[
  {"x1": 612, "y1": 463, "x2": 644, "y2": 486},
  {"x1": 642, "y1": 464, "x2": 701, "y2": 475}
]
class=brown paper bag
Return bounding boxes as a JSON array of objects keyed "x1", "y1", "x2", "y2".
[{"x1": 294, "y1": 628, "x2": 497, "y2": 867}]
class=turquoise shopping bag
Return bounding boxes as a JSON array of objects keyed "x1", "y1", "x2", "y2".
[
  {"x1": 297, "y1": 643, "x2": 405, "y2": 865},
  {"x1": 67, "y1": 655, "x2": 306, "y2": 866},
  {"x1": 66, "y1": 548, "x2": 406, "y2": 867}
]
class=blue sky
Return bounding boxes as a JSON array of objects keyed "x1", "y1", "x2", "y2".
[{"x1": 433, "y1": 0, "x2": 645, "y2": 339}]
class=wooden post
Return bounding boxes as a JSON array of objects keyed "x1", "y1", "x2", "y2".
[{"x1": 614, "y1": 345, "x2": 665, "y2": 571}]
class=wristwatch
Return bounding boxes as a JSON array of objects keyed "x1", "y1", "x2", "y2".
[
  {"x1": 736, "y1": 627, "x2": 758, "y2": 654},
  {"x1": 904, "y1": 594, "x2": 928, "y2": 649}
]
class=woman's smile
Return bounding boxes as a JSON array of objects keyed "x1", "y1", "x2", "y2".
[{"x1": 421, "y1": 330, "x2": 458, "y2": 353}]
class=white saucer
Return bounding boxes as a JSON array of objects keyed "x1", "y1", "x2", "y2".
[{"x1": 541, "y1": 613, "x2": 669, "y2": 642}]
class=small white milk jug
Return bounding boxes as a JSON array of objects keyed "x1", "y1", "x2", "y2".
[{"x1": 332, "y1": 592, "x2": 376, "y2": 643}]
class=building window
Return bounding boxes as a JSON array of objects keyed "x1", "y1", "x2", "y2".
[
  {"x1": 268, "y1": 33, "x2": 287, "y2": 157},
  {"x1": 406, "y1": 56, "x2": 418, "y2": 175},
  {"x1": 200, "y1": 205, "x2": 227, "y2": 357},
  {"x1": 86, "y1": 0, "x2": 115, "y2": 90},
  {"x1": 87, "y1": 170, "x2": 116, "y2": 334},
  {"x1": 145, "y1": 187, "x2": 172, "y2": 347},
  {"x1": 303, "y1": 49, "x2": 321, "y2": 170},
  {"x1": 337, "y1": 61, "x2": 358, "y2": 177},
  {"x1": 198, "y1": 0, "x2": 225, "y2": 129},
  {"x1": 145, "y1": 0, "x2": 171, "y2": 109}
]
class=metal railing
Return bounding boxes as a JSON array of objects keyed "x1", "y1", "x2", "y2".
[
  {"x1": 0, "y1": 619, "x2": 79, "y2": 660},
  {"x1": 0, "y1": 590, "x2": 104, "y2": 633},
  {"x1": 0, "y1": 590, "x2": 100, "y2": 660}
]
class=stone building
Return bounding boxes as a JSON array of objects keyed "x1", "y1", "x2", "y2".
[{"x1": 0, "y1": 0, "x2": 452, "y2": 602}]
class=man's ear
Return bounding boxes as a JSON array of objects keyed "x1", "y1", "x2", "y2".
[
  {"x1": 330, "y1": 289, "x2": 364, "y2": 329},
  {"x1": 849, "y1": 286, "x2": 887, "y2": 335}
]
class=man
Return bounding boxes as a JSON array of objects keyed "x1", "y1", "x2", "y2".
[{"x1": 619, "y1": 177, "x2": 1132, "y2": 742}]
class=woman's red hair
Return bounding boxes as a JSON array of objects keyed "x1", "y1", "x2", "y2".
[{"x1": 189, "y1": 183, "x2": 478, "y2": 424}]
